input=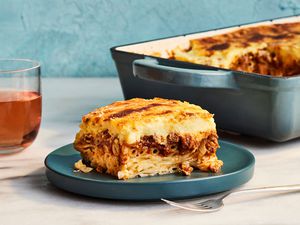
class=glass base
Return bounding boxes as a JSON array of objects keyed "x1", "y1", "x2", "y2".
[{"x1": 0, "y1": 146, "x2": 25, "y2": 155}]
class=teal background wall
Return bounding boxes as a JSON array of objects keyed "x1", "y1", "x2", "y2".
[{"x1": 0, "y1": 0, "x2": 299, "y2": 77}]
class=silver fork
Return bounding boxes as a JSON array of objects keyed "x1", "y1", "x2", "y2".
[{"x1": 161, "y1": 184, "x2": 300, "y2": 212}]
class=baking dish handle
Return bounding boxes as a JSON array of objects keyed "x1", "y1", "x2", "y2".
[{"x1": 133, "y1": 58, "x2": 238, "y2": 89}]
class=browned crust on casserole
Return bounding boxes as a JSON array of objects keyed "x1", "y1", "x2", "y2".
[
  {"x1": 193, "y1": 23, "x2": 300, "y2": 52},
  {"x1": 82, "y1": 98, "x2": 212, "y2": 124},
  {"x1": 171, "y1": 22, "x2": 300, "y2": 76}
]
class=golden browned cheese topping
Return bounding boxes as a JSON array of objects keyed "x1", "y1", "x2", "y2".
[
  {"x1": 84, "y1": 98, "x2": 211, "y2": 122},
  {"x1": 172, "y1": 22, "x2": 300, "y2": 76},
  {"x1": 79, "y1": 98, "x2": 216, "y2": 144}
]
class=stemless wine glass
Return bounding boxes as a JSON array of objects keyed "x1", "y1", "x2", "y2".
[{"x1": 0, "y1": 59, "x2": 41, "y2": 154}]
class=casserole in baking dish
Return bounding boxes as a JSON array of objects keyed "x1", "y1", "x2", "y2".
[
  {"x1": 171, "y1": 22, "x2": 300, "y2": 77},
  {"x1": 111, "y1": 15, "x2": 300, "y2": 142}
]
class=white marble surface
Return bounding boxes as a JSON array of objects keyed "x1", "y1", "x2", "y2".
[{"x1": 1, "y1": 78, "x2": 300, "y2": 225}]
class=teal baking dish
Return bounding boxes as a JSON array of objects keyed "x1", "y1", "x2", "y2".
[{"x1": 111, "y1": 15, "x2": 300, "y2": 142}]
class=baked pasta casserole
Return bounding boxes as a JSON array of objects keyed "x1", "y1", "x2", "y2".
[
  {"x1": 171, "y1": 22, "x2": 300, "y2": 76},
  {"x1": 74, "y1": 98, "x2": 223, "y2": 179}
]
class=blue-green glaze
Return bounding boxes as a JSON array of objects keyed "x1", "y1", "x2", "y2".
[{"x1": 45, "y1": 140, "x2": 255, "y2": 201}]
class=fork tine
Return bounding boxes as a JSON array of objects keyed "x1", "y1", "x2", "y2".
[
  {"x1": 161, "y1": 199, "x2": 219, "y2": 212},
  {"x1": 201, "y1": 205, "x2": 212, "y2": 209},
  {"x1": 198, "y1": 204, "x2": 212, "y2": 209},
  {"x1": 197, "y1": 201, "x2": 213, "y2": 208}
]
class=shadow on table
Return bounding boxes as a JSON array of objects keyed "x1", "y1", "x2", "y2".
[
  {"x1": 218, "y1": 130, "x2": 300, "y2": 150},
  {"x1": 11, "y1": 167, "x2": 163, "y2": 209},
  {"x1": 9, "y1": 167, "x2": 300, "y2": 215}
]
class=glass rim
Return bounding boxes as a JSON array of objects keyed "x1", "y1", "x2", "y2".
[{"x1": 0, "y1": 58, "x2": 40, "y2": 74}]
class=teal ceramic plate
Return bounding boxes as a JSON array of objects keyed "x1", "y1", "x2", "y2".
[{"x1": 45, "y1": 140, "x2": 255, "y2": 201}]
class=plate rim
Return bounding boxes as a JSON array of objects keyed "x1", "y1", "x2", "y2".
[{"x1": 44, "y1": 139, "x2": 255, "y2": 185}]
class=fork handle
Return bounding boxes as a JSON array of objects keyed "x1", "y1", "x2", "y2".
[
  {"x1": 218, "y1": 184, "x2": 300, "y2": 200},
  {"x1": 234, "y1": 184, "x2": 300, "y2": 195}
]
